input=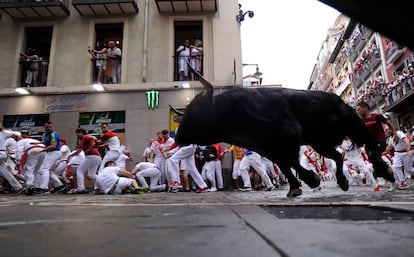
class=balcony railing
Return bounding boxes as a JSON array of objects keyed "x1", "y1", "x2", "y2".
[
  {"x1": 386, "y1": 42, "x2": 406, "y2": 64},
  {"x1": 155, "y1": 0, "x2": 217, "y2": 13},
  {"x1": 19, "y1": 59, "x2": 48, "y2": 87},
  {"x1": 384, "y1": 75, "x2": 414, "y2": 107},
  {"x1": 0, "y1": 0, "x2": 70, "y2": 18},
  {"x1": 173, "y1": 55, "x2": 203, "y2": 82},
  {"x1": 90, "y1": 57, "x2": 122, "y2": 84}
]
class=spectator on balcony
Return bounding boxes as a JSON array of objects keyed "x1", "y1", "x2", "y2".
[
  {"x1": 89, "y1": 41, "x2": 107, "y2": 84},
  {"x1": 20, "y1": 48, "x2": 39, "y2": 87},
  {"x1": 107, "y1": 41, "x2": 122, "y2": 84},
  {"x1": 176, "y1": 39, "x2": 191, "y2": 81},
  {"x1": 190, "y1": 39, "x2": 203, "y2": 79}
]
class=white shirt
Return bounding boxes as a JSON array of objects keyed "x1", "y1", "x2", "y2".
[
  {"x1": 59, "y1": 144, "x2": 71, "y2": 161},
  {"x1": 5, "y1": 137, "x2": 17, "y2": 158},
  {"x1": 15, "y1": 138, "x2": 43, "y2": 161},
  {"x1": 95, "y1": 166, "x2": 122, "y2": 194},
  {"x1": 115, "y1": 154, "x2": 130, "y2": 169},
  {"x1": 0, "y1": 130, "x2": 19, "y2": 150},
  {"x1": 392, "y1": 130, "x2": 409, "y2": 152},
  {"x1": 104, "y1": 135, "x2": 121, "y2": 152}
]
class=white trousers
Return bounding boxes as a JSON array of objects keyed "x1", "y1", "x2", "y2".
[
  {"x1": 154, "y1": 157, "x2": 169, "y2": 184},
  {"x1": 202, "y1": 161, "x2": 217, "y2": 187},
  {"x1": 76, "y1": 155, "x2": 102, "y2": 190},
  {"x1": 214, "y1": 160, "x2": 224, "y2": 189},
  {"x1": 22, "y1": 148, "x2": 46, "y2": 187},
  {"x1": 136, "y1": 167, "x2": 166, "y2": 192},
  {"x1": 166, "y1": 145, "x2": 207, "y2": 188},
  {"x1": 239, "y1": 152, "x2": 273, "y2": 188},
  {"x1": 35, "y1": 151, "x2": 62, "y2": 189},
  {"x1": 98, "y1": 150, "x2": 120, "y2": 173},
  {"x1": 232, "y1": 160, "x2": 241, "y2": 180},
  {"x1": 392, "y1": 152, "x2": 414, "y2": 182},
  {"x1": 0, "y1": 152, "x2": 23, "y2": 190}
]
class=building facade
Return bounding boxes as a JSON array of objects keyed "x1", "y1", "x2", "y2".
[
  {"x1": 0, "y1": 0, "x2": 243, "y2": 162},
  {"x1": 309, "y1": 14, "x2": 414, "y2": 132}
]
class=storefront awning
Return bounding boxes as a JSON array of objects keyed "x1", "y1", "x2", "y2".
[
  {"x1": 72, "y1": 0, "x2": 138, "y2": 16},
  {"x1": 155, "y1": 0, "x2": 217, "y2": 13}
]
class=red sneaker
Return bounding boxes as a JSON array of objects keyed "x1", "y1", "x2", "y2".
[
  {"x1": 168, "y1": 181, "x2": 183, "y2": 189},
  {"x1": 195, "y1": 187, "x2": 208, "y2": 193},
  {"x1": 373, "y1": 187, "x2": 380, "y2": 192}
]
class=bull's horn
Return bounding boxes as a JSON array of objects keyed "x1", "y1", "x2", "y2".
[
  {"x1": 169, "y1": 105, "x2": 184, "y2": 116},
  {"x1": 187, "y1": 60, "x2": 214, "y2": 96}
]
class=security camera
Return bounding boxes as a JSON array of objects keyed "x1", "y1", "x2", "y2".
[{"x1": 248, "y1": 11, "x2": 254, "y2": 18}]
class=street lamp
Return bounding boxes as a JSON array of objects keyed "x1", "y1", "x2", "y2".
[
  {"x1": 243, "y1": 63, "x2": 263, "y2": 85},
  {"x1": 236, "y1": 4, "x2": 254, "y2": 23}
]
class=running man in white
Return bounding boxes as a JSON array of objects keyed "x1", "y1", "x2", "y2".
[
  {"x1": 390, "y1": 130, "x2": 413, "y2": 190},
  {"x1": 339, "y1": 137, "x2": 379, "y2": 191},
  {"x1": 165, "y1": 112, "x2": 208, "y2": 193},
  {"x1": 201, "y1": 144, "x2": 218, "y2": 192},
  {"x1": 97, "y1": 123, "x2": 121, "y2": 173},
  {"x1": 131, "y1": 161, "x2": 166, "y2": 192},
  {"x1": 0, "y1": 125, "x2": 25, "y2": 194},
  {"x1": 15, "y1": 130, "x2": 45, "y2": 194},
  {"x1": 238, "y1": 149, "x2": 275, "y2": 192}
]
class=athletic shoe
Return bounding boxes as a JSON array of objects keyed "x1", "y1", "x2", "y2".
[
  {"x1": 169, "y1": 187, "x2": 179, "y2": 193},
  {"x1": 131, "y1": 187, "x2": 149, "y2": 194},
  {"x1": 373, "y1": 186, "x2": 380, "y2": 192},
  {"x1": 238, "y1": 186, "x2": 252, "y2": 192},
  {"x1": 195, "y1": 187, "x2": 208, "y2": 193},
  {"x1": 398, "y1": 182, "x2": 409, "y2": 190},
  {"x1": 51, "y1": 184, "x2": 66, "y2": 194},
  {"x1": 67, "y1": 189, "x2": 88, "y2": 194},
  {"x1": 14, "y1": 187, "x2": 26, "y2": 195},
  {"x1": 33, "y1": 188, "x2": 51, "y2": 196},
  {"x1": 265, "y1": 185, "x2": 276, "y2": 191},
  {"x1": 208, "y1": 187, "x2": 217, "y2": 192},
  {"x1": 311, "y1": 186, "x2": 322, "y2": 192},
  {"x1": 168, "y1": 181, "x2": 183, "y2": 189}
]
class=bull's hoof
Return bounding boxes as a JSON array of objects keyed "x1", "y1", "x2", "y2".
[
  {"x1": 287, "y1": 188, "x2": 302, "y2": 197},
  {"x1": 337, "y1": 176, "x2": 349, "y2": 191},
  {"x1": 385, "y1": 166, "x2": 396, "y2": 183},
  {"x1": 308, "y1": 173, "x2": 321, "y2": 188}
]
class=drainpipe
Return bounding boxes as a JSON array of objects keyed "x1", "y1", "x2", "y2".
[{"x1": 142, "y1": 0, "x2": 149, "y2": 82}]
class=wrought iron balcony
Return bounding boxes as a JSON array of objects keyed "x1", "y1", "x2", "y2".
[
  {"x1": 155, "y1": 0, "x2": 217, "y2": 13},
  {"x1": 384, "y1": 75, "x2": 414, "y2": 111},
  {"x1": 72, "y1": 0, "x2": 138, "y2": 16},
  {"x1": 0, "y1": 0, "x2": 69, "y2": 18},
  {"x1": 19, "y1": 59, "x2": 48, "y2": 87}
]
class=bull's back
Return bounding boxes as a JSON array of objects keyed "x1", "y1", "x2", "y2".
[{"x1": 214, "y1": 87, "x2": 366, "y2": 145}]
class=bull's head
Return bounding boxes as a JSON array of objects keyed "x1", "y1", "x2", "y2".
[{"x1": 173, "y1": 63, "x2": 218, "y2": 145}]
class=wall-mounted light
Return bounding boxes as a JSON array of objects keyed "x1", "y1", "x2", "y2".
[
  {"x1": 181, "y1": 83, "x2": 191, "y2": 88},
  {"x1": 236, "y1": 4, "x2": 254, "y2": 23},
  {"x1": 15, "y1": 87, "x2": 30, "y2": 95},
  {"x1": 92, "y1": 83, "x2": 105, "y2": 92}
]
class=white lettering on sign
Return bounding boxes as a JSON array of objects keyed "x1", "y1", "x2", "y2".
[{"x1": 45, "y1": 94, "x2": 88, "y2": 112}]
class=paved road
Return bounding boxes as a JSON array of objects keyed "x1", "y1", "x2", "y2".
[{"x1": 0, "y1": 181, "x2": 414, "y2": 257}]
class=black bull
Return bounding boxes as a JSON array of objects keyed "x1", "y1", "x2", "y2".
[{"x1": 174, "y1": 68, "x2": 395, "y2": 197}]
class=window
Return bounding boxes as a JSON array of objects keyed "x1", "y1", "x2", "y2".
[
  {"x1": 20, "y1": 26, "x2": 53, "y2": 87},
  {"x1": 92, "y1": 23, "x2": 124, "y2": 84},
  {"x1": 174, "y1": 20, "x2": 203, "y2": 81}
]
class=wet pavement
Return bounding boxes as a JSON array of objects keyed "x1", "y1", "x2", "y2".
[{"x1": 0, "y1": 180, "x2": 414, "y2": 257}]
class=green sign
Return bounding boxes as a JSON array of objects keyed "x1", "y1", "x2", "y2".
[{"x1": 145, "y1": 90, "x2": 159, "y2": 109}]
